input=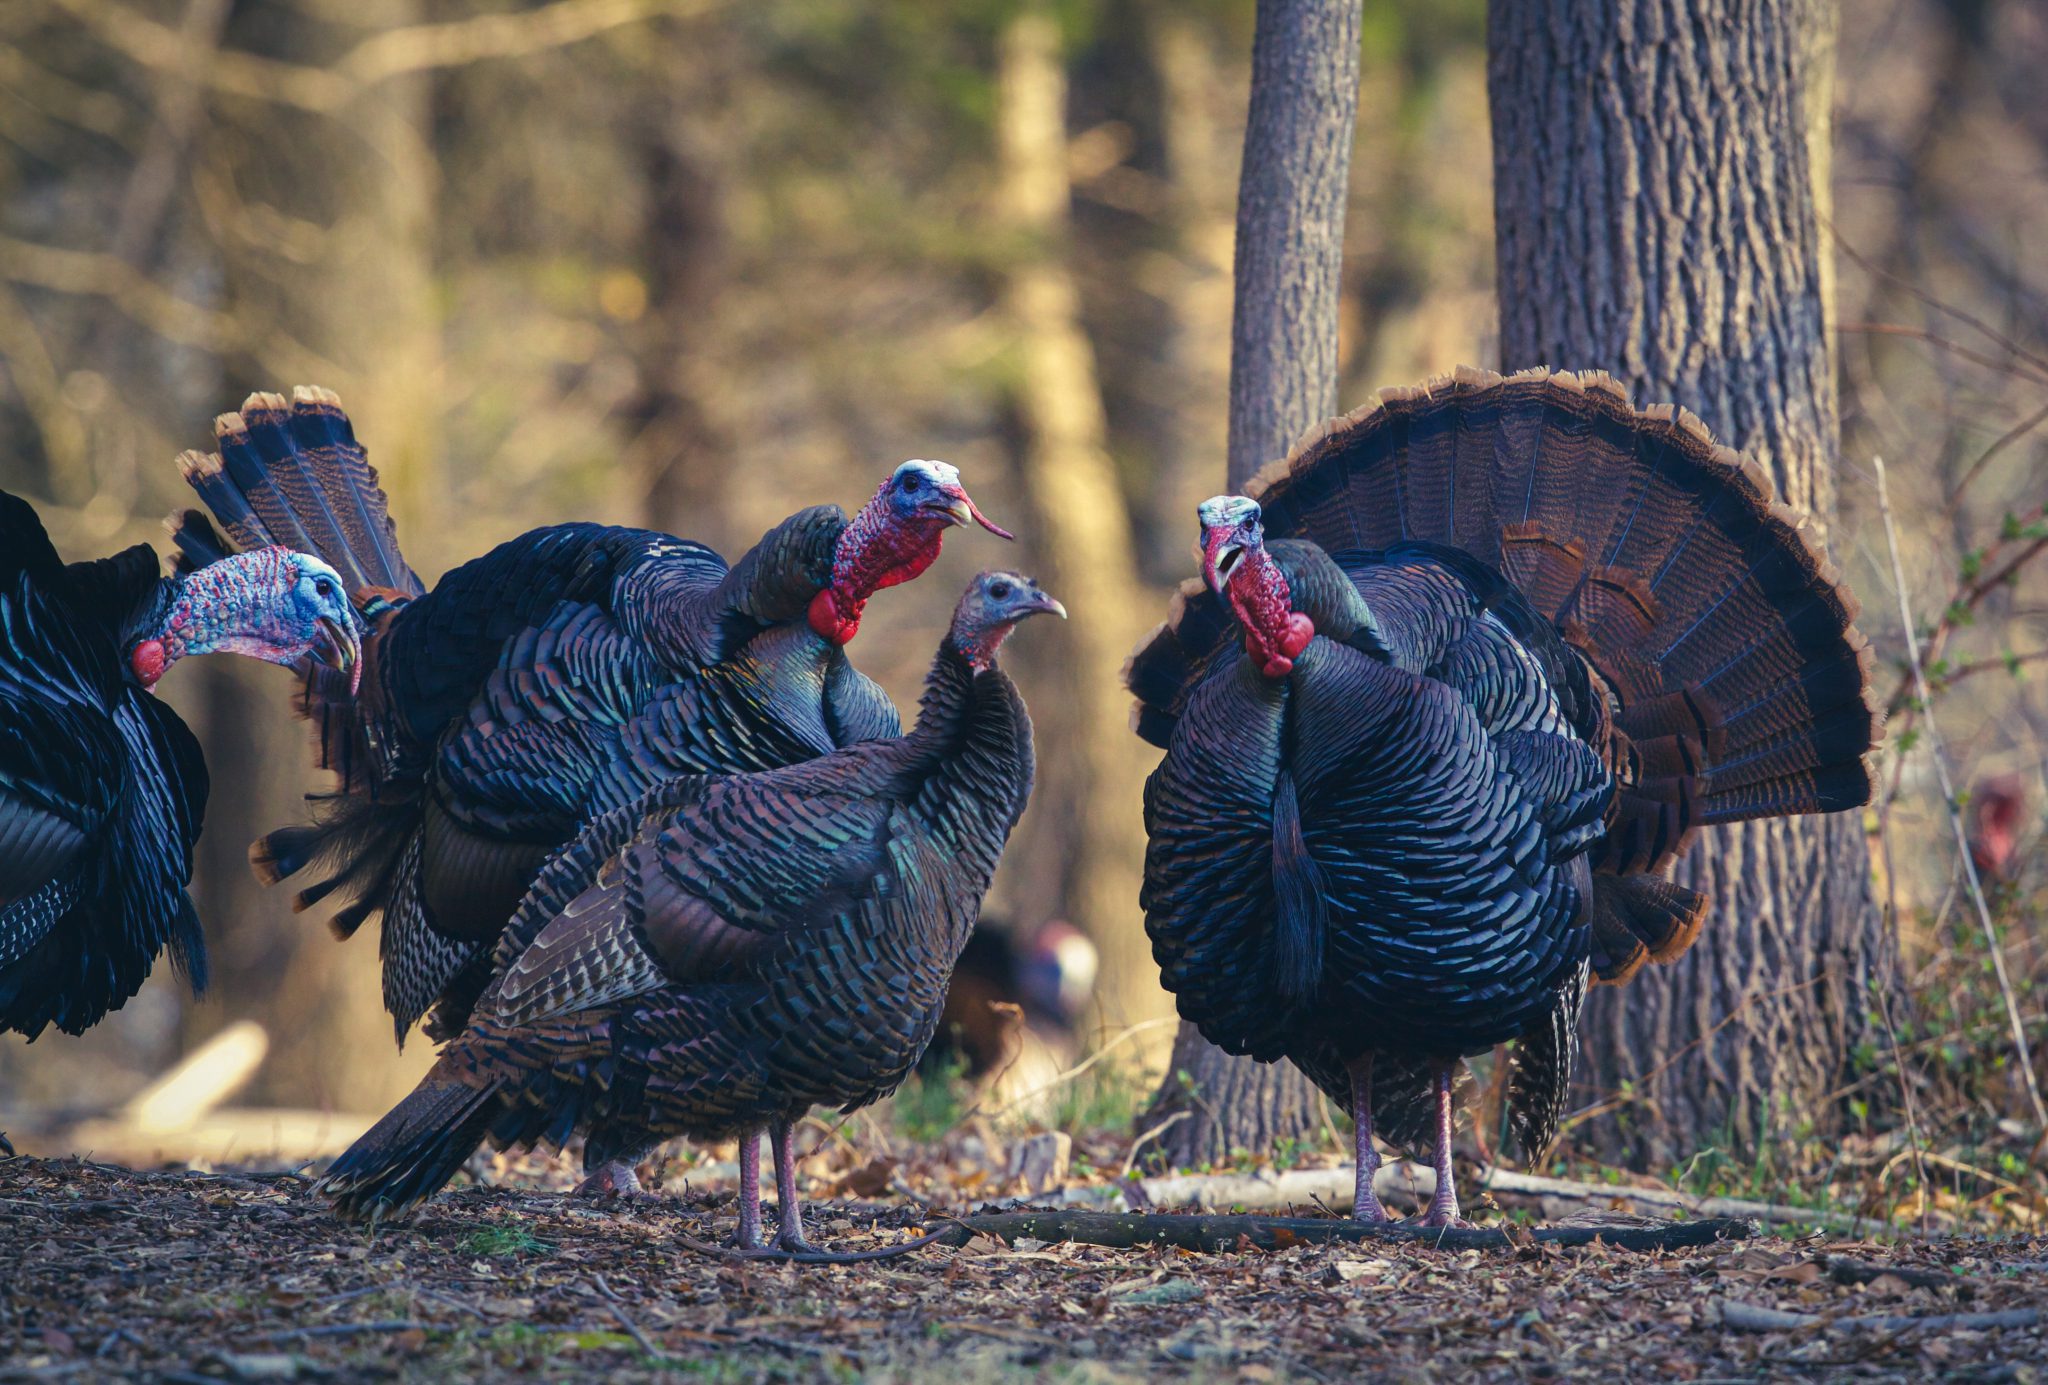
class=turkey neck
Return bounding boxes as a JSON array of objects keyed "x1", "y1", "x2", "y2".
[{"x1": 886, "y1": 639, "x2": 1035, "y2": 852}]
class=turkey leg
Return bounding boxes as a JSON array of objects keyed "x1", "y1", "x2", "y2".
[
  {"x1": 1421, "y1": 1061, "x2": 1466, "y2": 1227},
  {"x1": 1347, "y1": 1055, "x2": 1389, "y2": 1223},
  {"x1": 681, "y1": 1117, "x2": 951, "y2": 1265},
  {"x1": 735, "y1": 1131, "x2": 763, "y2": 1249}
]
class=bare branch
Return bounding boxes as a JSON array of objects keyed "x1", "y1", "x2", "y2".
[
  {"x1": 1872, "y1": 454, "x2": 2048, "y2": 1133},
  {"x1": 48, "y1": 0, "x2": 716, "y2": 114}
]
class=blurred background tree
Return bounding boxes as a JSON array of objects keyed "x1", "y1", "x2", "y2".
[{"x1": 4, "y1": 0, "x2": 2047, "y2": 1190}]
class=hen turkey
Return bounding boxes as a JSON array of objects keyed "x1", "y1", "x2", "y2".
[
  {"x1": 171, "y1": 387, "x2": 1006, "y2": 1194},
  {"x1": 318, "y1": 571, "x2": 1059, "y2": 1259},
  {"x1": 1129, "y1": 368, "x2": 1879, "y2": 1224},
  {"x1": 0, "y1": 489, "x2": 358, "y2": 1039}
]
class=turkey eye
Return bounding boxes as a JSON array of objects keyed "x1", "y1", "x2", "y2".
[
  {"x1": 989, "y1": 581, "x2": 1012, "y2": 600},
  {"x1": 314, "y1": 578, "x2": 335, "y2": 598},
  {"x1": 901, "y1": 474, "x2": 921, "y2": 491}
]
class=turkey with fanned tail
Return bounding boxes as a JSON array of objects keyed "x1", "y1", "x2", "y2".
[
  {"x1": 318, "y1": 571, "x2": 1059, "y2": 1261},
  {"x1": 168, "y1": 387, "x2": 1008, "y2": 1196},
  {"x1": 0, "y1": 489, "x2": 359, "y2": 1041},
  {"x1": 1128, "y1": 367, "x2": 1879, "y2": 1225}
]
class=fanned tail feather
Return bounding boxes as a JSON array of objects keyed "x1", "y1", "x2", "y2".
[{"x1": 180, "y1": 388, "x2": 422, "y2": 603}]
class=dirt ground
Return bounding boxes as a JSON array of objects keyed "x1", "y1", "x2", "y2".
[{"x1": 2, "y1": 1155, "x2": 2045, "y2": 1383}]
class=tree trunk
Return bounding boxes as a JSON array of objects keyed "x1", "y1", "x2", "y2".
[
  {"x1": 201, "y1": 0, "x2": 444, "y2": 1113},
  {"x1": 1489, "y1": 0, "x2": 1887, "y2": 1168},
  {"x1": 1141, "y1": 0, "x2": 1364, "y2": 1171},
  {"x1": 994, "y1": 5, "x2": 1172, "y2": 1045},
  {"x1": 622, "y1": 92, "x2": 731, "y2": 548}
]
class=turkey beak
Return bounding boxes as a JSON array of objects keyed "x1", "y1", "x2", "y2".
[
  {"x1": 1022, "y1": 590, "x2": 1067, "y2": 620},
  {"x1": 933, "y1": 484, "x2": 1015, "y2": 540},
  {"x1": 1205, "y1": 540, "x2": 1245, "y2": 597},
  {"x1": 315, "y1": 614, "x2": 363, "y2": 695}
]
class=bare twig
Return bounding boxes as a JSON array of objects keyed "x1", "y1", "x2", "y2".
[
  {"x1": 1947, "y1": 400, "x2": 2048, "y2": 510},
  {"x1": 1121, "y1": 1111, "x2": 1190, "y2": 1179},
  {"x1": 1872, "y1": 455, "x2": 2048, "y2": 1131},
  {"x1": 49, "y1": 0, "x2": 718, "y2": 113},
  {"x1": 593, "y1": 1275, "x2": 664, "y2": 1360},
  {"x1": 1882, "y1": 495, "x2": 2048, "y2": 720},
  {"x1": 1837, "y1": 323, "x2": 2048, "y2": 388}
]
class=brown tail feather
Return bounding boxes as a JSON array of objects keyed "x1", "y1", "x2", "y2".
[
  {"x1": 1588, "y1": 874, "x2": 1710, "y2": 984},
  {"x1": 1239, "y1": 366, "x2": 1879, "y2": 874}
]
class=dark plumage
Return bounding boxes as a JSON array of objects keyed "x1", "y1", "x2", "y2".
[
  {"x1": 0, "y1": 490, "x2": 358, "y2": 1039},
  {"x1": 1130, "y1": 367, "x2": 1880, "y2": 1224},
  {"x1": 174, "y1": 388, "x2": 1007, "y2": 1195},
  {"x1": 319, "y1": 571, "x2": 1059, "y2": 1257}
]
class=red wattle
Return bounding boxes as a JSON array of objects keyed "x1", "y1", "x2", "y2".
[
  {"x1": 1278, "y1": 613, "x2": 1314, "y2": 659},
  {"x1": 807, "y1": 588, "x2": 862, "y2": 645},
  {"x1": 131, "y1": 639, "x2": 168, "y2": 688}
]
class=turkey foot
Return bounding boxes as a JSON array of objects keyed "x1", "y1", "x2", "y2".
[
  {"x1": 1415, "y1": 1061, "x2": 1469, "y2": 1230},
  {"x1": 1347, "y1": 1056, "x2": 1390, "y2": 1224},
  {"x1": 574, "y1": 1161, "x2": 655, "y2": 1200}
]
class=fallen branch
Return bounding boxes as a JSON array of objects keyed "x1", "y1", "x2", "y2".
[
  {"x1": 933, "y1": 1208, "x2": 1756, "y2": 1254},
  {"x1": 1719, "y1": 1300, "x2": 2039, "y2": 1333},
  {"x1": 1820, "y1": 1256, "x2": 1958, "y2": 1291},
  {"x1": 1038, "y1": 1162, "x2": 1887, "y2": 1235},
  {"x1": 120, "y1": 1022, "x2": 267, "y2": 1133}
]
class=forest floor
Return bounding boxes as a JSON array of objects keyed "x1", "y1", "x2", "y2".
[{"x1": 2, "y1": 1154, "x2": 2046, "y2": 1383}]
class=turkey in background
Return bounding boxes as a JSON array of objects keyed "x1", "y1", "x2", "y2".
[
  {"x1": 1969, "y1": 773, "x2": 2032, "y2": 886},
  {"x1": 920, "y1": 919, "x2": 1099, "y2": 1098}
]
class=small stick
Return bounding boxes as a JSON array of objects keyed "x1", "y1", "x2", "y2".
[
  {"x1": 1872, "y1": 454, "x2": 2048, "y2": 1131},
  {"x1": 1721, "y1": 1300, "x2": 2038, "y2": 1333},
  {"x1": 265, "y1": 1320, "x2": 429, "y2": 1341},
  {"x1": 593, "y1": 1277, "x2": 664, "y2": 1362}
]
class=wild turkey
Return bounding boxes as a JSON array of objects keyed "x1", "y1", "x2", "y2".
[
  {"x1": 318, "y1": 571, "x2": 1060, "y2": 1260},
  {"x1": 920, "y1": 917, "x2": 1098, "y2": 1081},
  {"x1": 0, "y1": 489, "x2": 359, "y2": 1039},
  {"x1": 171, "y1": 388, "x2": 1006, "y2": 1195},
  {"x1": 1129, "y1": 367, "x2": 1879, "y2": 1225}
]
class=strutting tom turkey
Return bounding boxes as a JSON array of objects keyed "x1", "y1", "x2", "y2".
[
  {"x1": 171, "y1": 388, "x2": 1008, "y2": 1196},
  {"x1": 318, "y1": 571, "x2": 1060, "y2": 1261},
  {"x1": 1128, "y1": 367, "x2": 1879, "y2": 1225},
  {"x1": 0, "y1": 488, "x2": 359, "y2": 1042}
]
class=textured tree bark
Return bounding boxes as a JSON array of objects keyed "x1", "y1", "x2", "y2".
[
  {"x1": 994, "y1": 5, "x2": 1173, "y2": 1046},
  {"x1": 1141, "y1": 0, "x2": 1363, "y2": 1171},
  {"x1": 1489, "y1": 0, "x2": 1887, "y2": 1167}
]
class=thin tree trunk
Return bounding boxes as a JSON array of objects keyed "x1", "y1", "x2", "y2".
[
  {"x1": 204, "y1": 0, "x2": 443, "y2": 1113},
  {"x1": 622, "y1": 93, "x2": 730, "y2": 547},
  {"x1": 1489, "y1": 0, "x2": 1888, "y2": 1167},
  {"x1": 1141, "y1": 0, "x2": 1363, "y2": 1171},
  {"x1": 994, "y1": 5, "x2": 1171, "y2": 1046}
]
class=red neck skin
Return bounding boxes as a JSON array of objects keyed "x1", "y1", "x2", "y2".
[
  {"x1": 807, "y1": 490, "x2": 952, "y2": 645},
  {"x1": 1227, "y1": 547, "x2": 1315, "y2": 678},
  {"x1": 952, "y1": 621, "x2": 1017, "y2": 674}
]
